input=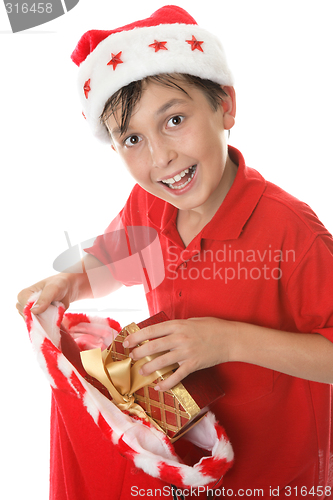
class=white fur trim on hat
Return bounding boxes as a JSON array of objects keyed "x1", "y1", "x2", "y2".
[{"x1": 72, "y1": 6, "x2": 234, "y2": 143}]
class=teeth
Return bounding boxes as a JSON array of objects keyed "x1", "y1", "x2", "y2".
[
  {"x1": 162, "y1": 165, "x2": 197, "y2": 189},
  {"x1": 162, "y1": 167, "x2": 190, "y2": 185},
  {"x1": 167, "y1": 165, "x2": 197, "y2": 190}
]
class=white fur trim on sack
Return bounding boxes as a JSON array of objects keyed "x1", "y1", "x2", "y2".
[{"x1": 24, "y1": 299, "x2": 234, "y2": 489}]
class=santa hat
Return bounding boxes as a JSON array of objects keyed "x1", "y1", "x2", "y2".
[
  {"x1": 24, "y1": 296, "x2": 234, "y2": 492},
  {"x1": 71, "y1": 5, "x2": 234, "y2": 143}
]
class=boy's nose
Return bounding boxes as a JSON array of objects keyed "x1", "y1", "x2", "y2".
[{"x1": 148, "y1": 138, "x2": 177, "y2": 169}]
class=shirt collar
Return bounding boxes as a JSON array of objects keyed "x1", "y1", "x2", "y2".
[
  {"x1": 147, "y1": 146, "x2": 266, "y2": 243},
  {"x1": 202, "y1": 146, "x2": 266, "y2": 241}
]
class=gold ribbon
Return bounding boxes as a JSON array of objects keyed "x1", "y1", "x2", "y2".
[{"x1": 80, "y1": 327, "x2": 178, "y2": 430}]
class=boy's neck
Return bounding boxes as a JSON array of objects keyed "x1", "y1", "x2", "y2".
[{"x1": 177, "y1": 155, "x2": 238, "y2": 247}]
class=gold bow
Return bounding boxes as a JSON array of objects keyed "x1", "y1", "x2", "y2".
[{"x1": 80, "y1": 325, "x2": 178, "y2": 430}]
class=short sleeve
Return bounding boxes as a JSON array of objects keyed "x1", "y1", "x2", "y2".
[
  {"x1": 84, "y1": 210, "x2": 145, "y2": 287},
  {"x1": 84, "y1": 188, "x2": 165, "y2": 293},
  {"x1": 286, "y1": 234, "x2": 333, "y2": 342}
]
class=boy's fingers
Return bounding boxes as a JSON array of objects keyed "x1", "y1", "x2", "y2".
[
  {"x1": 138, "y1": 349, "x2": 179, "y2": 377},
  {"x1": 29, "y1": 285, "x2": 63, "y2": 314},
  {"x1": 29, "y1": 301, "x2": 48, "y2": 314},
  {"x1": 131, "y1": 335, "x2": 167, "y2": 359},
  {"x1": 16, "y1": 302, "x2": 26, "y2": 318},
  {"x1": 16, "y1": 282, "x2": 64, "y2": 317},
  {"x1": 154, "y1": 364, "x2": 189, "y2": 392},
  {"x1": 124, "y1": 321, "x2": 178, "y2": 348},
  {"x1": 16, "y1": 289, "x2": 38, "y2": 315}
]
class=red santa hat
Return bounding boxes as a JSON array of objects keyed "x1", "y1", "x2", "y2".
[{"x1": 71, "y1": 5, "x2": 234, "y2": 143}]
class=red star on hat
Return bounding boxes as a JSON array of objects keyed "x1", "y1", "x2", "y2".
[
  {"x1": 83, "y1": 79, "x2": 91, "y2": 99},
  {"x1": 186, "y1": 35, "x2": 204, "y2": 52},
  {"x1": 149, "y1": 40, "x2": 168, "y2": 52},
  {"x1": 107, "y1": 51, "x2": 123, "y2": 70},
  {"x1": 71, "y1": 6, "x2": 234, "y2": 143}
]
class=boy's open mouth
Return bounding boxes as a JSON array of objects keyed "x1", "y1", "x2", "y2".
[{"x1": 160, "y1": 165, "x2": 197, "y2": 190}]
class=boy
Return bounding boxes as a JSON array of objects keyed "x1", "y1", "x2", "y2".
[{"x1": 17, "y1": 5, "x2": 333, "y2": 498}]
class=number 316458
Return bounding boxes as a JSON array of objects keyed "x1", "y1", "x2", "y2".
[{"x1": 5, "y1": 3, "x2": 53, "y2": 14}]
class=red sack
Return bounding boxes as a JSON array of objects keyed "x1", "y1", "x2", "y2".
[{"x1": 24, "y1": 296, "x2": 233, "y2": 499}]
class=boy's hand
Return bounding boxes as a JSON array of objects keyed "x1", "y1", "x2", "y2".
[
  {"x1": 16, "y1": 254, "x2": 117, "y2": 319},
  {"x1": 124, "y1": 318, "x2": 237, "y2": 391},
  {"x1": 16, "y1": 273, "x2": 73, "y2": 317}
]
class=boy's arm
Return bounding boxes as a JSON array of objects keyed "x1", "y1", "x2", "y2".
[
  {"x1": 124, "y1": 317, "x2": 333, "y2": 391},
  {"x1": 16, "y1": 254, "x2": 122, "y2": 316},
  {"x1": 231, "y1": 321, "x2": 333, "y2": 383}
]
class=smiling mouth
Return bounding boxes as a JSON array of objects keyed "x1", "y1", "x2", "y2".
[{"x1": 160, "y1": 165, "x2": 197, "y2": 190}]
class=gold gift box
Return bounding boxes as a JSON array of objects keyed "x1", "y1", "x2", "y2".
[
  {"x1": 111, "y1": 322, "x2": 199, "y2": 441},
  {"x1": 97, "y1": 314, "x2": 224, "y2": 442},
  {"x1": 61, "y1": 311, "x2": 223, "y2": 443}
]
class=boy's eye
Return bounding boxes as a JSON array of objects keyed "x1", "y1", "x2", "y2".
[
  {"x1": 167, "y1": 115, "x2": 184, "y2": 128},
  {"x1": 124, "y1": 135, "x2": 141, "y2": 147}
]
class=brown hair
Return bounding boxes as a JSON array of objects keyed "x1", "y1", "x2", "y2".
[{"x1": 100, "y1": 73, "x2": 227, "y2": 138}]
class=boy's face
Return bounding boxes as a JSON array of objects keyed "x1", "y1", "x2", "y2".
[{"x1": 107, "y1": 79, "x2": 236, "y2": 216}]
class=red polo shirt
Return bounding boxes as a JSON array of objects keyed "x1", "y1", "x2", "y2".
[{"x1": 87, "y1": 146, "x2": 333, "y2": 496}]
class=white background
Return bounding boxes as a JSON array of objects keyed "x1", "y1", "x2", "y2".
[{"x1": 1, "y1": 0, "x2": 332, "y2": 497}]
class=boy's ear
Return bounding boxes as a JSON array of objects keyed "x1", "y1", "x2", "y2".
[{"x1": 220, "y1": 86, "x2": 236, "y2": 131}]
